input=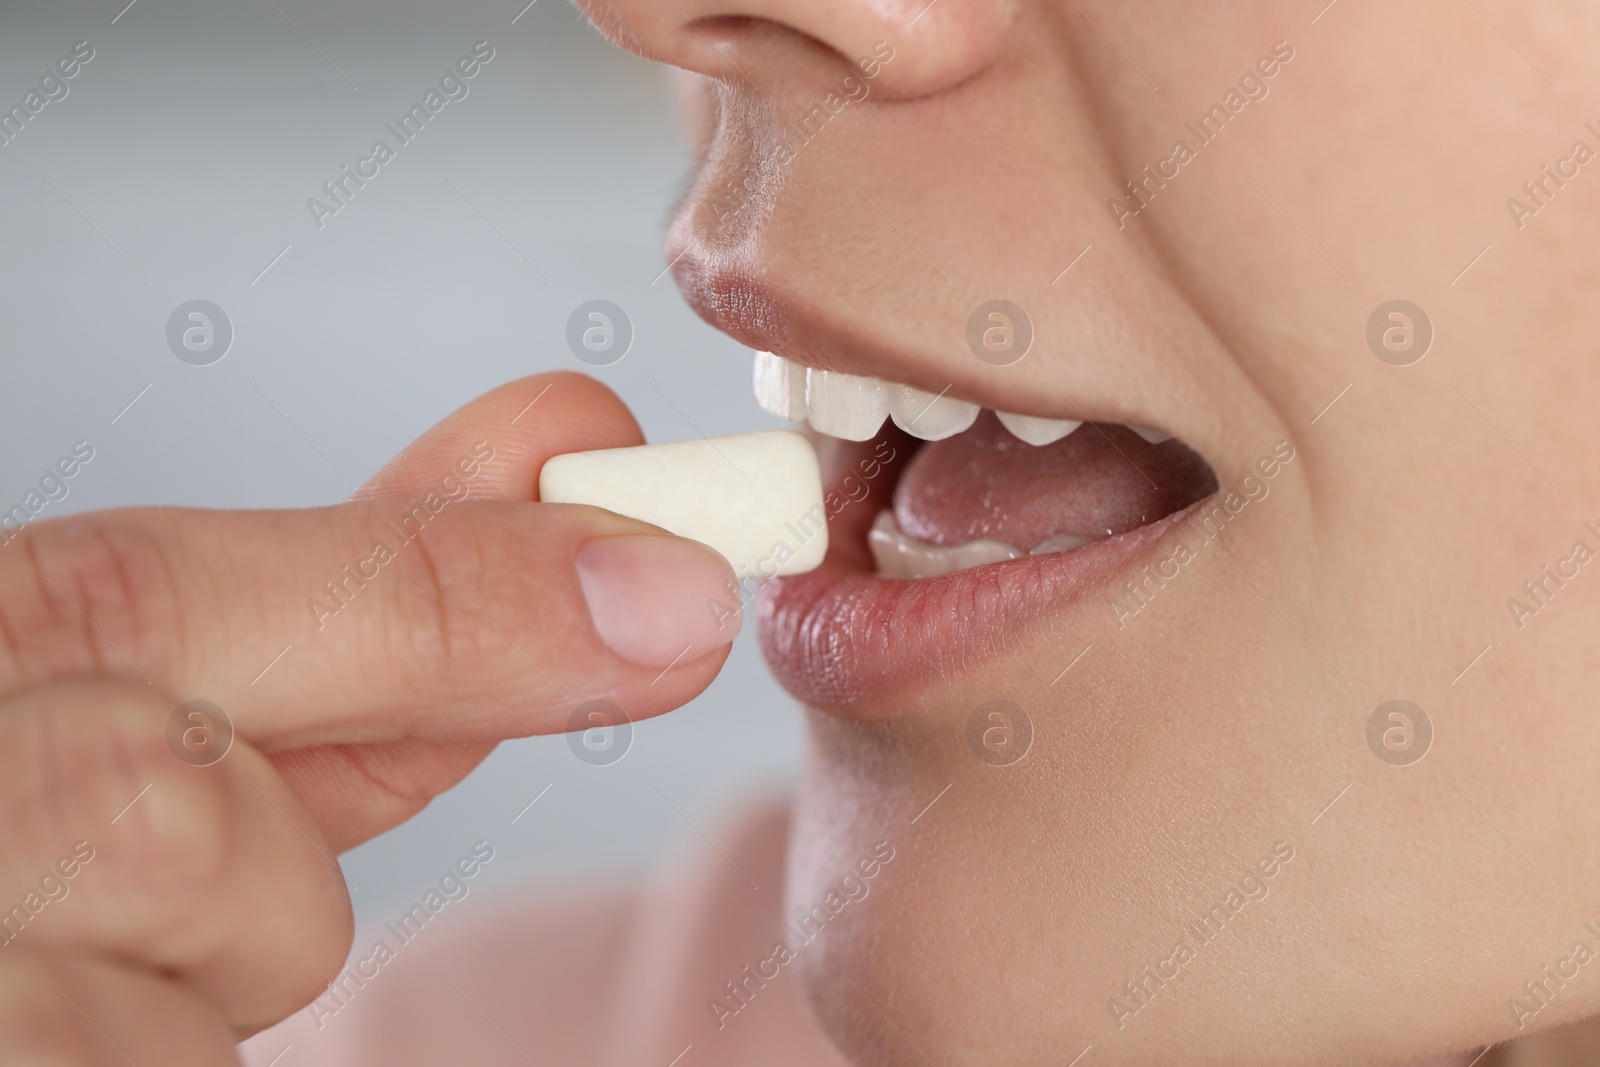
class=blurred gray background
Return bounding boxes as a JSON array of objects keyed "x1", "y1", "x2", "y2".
[{"x1": 0, "y1": 0, "x2": 800, "y2": 920}]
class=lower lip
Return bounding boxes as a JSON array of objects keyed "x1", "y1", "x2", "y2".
[{"x1": 757, "y1": 486, "x2": 1206, "y2": 712}]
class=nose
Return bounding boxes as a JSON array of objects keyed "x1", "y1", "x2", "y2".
[{"x1": 574, "y1": 0, "x2": 1014, "y2": 99}]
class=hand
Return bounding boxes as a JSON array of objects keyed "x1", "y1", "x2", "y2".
[{"x1": 0, "y1": 373, "x2": 740, "y2": 1063}]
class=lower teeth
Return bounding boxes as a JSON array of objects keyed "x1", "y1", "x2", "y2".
[{"x1": 867, "y1": 510, "x2": 1093, "y2": 580}]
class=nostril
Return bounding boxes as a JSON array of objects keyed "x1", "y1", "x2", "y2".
[
  {"x1": 681, "y1": 14, "x2": 892, "y2": 96},
  {"x1": 694, "y1": 14, "x2": 763, "y2": 34},
  {"x1": 578, "y1": 0, "x2": 1015, "y2": 101},
  {"x1": 670, "y1": 13, "x2": 885, "y2": 91}
]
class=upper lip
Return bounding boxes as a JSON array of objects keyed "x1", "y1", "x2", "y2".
[
  {"x1": 665, "y1": 158, "x2": 1268, "y2": 713},
  {"x1": 667, "y1": 234, "x2": 1188, "y2": 437}
]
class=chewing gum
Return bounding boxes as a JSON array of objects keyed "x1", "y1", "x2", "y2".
[{"x1": 539, "y1": 430, "x2": 828, "y2": 578}]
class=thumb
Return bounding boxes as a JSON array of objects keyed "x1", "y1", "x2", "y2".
[{"x1": 281, "y1": 372, "x2": 652, "y2": 850}]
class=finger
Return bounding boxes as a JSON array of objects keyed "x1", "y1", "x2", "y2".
[
  {"x1": 0, "y1": 949, "x2": 238, "y2": 1065},
  {"x1": 0, "y1": 679, "x2": 352, "y2": 1033},
  {"x1": 353, "y1": 371, "x2": 645, "y2": 502},
  {"x1": 0, "y1": 482, "x2": 741, "y2": 752},
  {"x1": 272, "y1": 372, "x2": 647, "y2": 846},
  {"x1": 269, "y1": 736, "x2": 491, "y2": 854}
]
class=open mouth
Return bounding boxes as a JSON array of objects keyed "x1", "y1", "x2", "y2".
[{"x1": 749, "y1": 351, "x2": 1220, "y2": 709}]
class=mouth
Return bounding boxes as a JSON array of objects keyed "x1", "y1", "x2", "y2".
[{"x1": 750, "y1": 351, "x2": 1220, "y2": 710}]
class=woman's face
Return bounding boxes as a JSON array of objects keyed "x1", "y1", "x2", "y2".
[{"x1": 579, "y1": 1, "x2": 1600, "y2": 1061}]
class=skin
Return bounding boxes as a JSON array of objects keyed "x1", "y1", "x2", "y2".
[
  {"x1": 0, "y1": 374, "x2": 739, "y2": 1062},
  {"x1": 571, "y1": 0, "x2": 1600, "y2": 1064},
  {"x1": 8, "y1": 3, "x2": 1598, "y2": 1065}
]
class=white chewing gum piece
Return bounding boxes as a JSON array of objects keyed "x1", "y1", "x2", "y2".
[{"x1": 539, "y1": 430, "x2": 828, "y2": 579}]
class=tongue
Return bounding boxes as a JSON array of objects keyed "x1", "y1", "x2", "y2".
[{"x1": 892, "y1": 412, "x2": 1218, "y2": 550}]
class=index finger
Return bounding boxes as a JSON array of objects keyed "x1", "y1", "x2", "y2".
[
  {"x1": 352, "y1": 371, "x2": 646, "y2": 503},
  {"x1": 0, "y1": 373, "x2": 743, "y2": 751},
  {"x1": 275, "y1": 372, "x2": 650, "y2": 843}
]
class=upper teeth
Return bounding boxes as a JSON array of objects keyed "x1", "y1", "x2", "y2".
[
  {"x1": 753, "y1": 352, "x2": 1125, "y2": 446},
  {"x1": 994, "y1": 411, "x2": 1082, "y2": 446},
  {"x1": 888, "y1": 383, "x2": 979, "y2": 441},
  {"x1": 1130, "y1": 425, "x2": 1172, "y2": 444},
  {"x1": 805, "y1": 368, "x2": 888, "y2": 441},
  {"x1": 752, "y1": 350, "x2": 808, "y2": 423}
]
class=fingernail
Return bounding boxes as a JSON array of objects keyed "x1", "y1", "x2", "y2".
[{"x1": 575, "y1": 535, "x2": 741, "y2": 668}]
